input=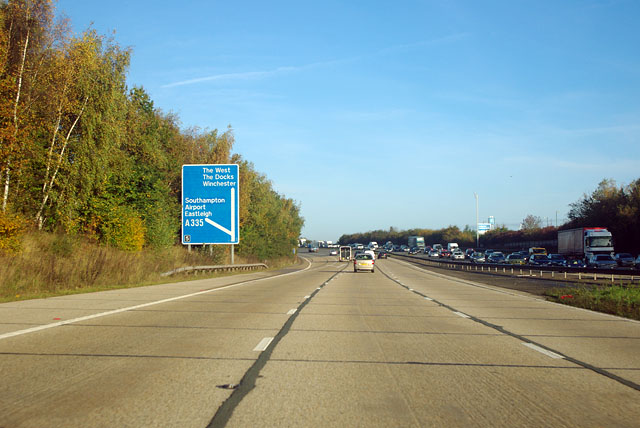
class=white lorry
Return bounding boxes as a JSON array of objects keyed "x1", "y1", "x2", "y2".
[
  {"x1": 557, "y1": 227, "x2": 614, "y2": 260},
  {"x1": 408, "y1": 236, "x2": 425, "y2": 249}
]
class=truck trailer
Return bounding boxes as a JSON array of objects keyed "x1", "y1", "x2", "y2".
[
  {"x1": 558, "y1": 227, "x2": 614, "y2": 260},
  {"x1": 408, "y1": 236, "x2": 425, "y2": 249}
]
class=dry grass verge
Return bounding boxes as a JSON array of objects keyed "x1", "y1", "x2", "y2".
[{"x1": 0, "y1": 232, "x2": 297, "y2": 302}]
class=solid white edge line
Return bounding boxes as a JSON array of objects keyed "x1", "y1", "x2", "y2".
[
  {"x1": 304, "y1": 295, "x2": 311, "y2": 299},
  {"x1": 523, "y1": 342, "x2": 564, "y2": 359},
  {"x1": 453, "y1": 311, "x2": 470, "y2": 319},
  {"x1": 389, "y1": 257, "x2": 640, "y2": 324},
  {"x1": 0, "y1": 256, "x2": 315, "y2": 342},
  {"x1": 253, "y1": 337, "x2": 274, "y2": 352},
  {"x1": 424, "y1": 297, "x2": 433, "y2": 301},
  {"x1": 287, "y1": 309, "x2": 297, "y2": 315}
]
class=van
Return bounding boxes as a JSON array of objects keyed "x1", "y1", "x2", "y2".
[
  {"x1": 529, "y1": 247, "x2": 547, "y2": 255},
  {"x1": 447, "y1": 243, "x2": 459, "y2": 252}
]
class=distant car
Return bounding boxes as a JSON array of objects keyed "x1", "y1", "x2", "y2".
[
  {"x1": 400, "y1": 245, "x2": 410, "y2": 252},
  {"x1": 329, "y1": 249, "x2": 338, "y2": 256},
  {"x1": 528, "y1": 254, "x2": 551, "y2": 266},
  {"x1": 451, "y1": 250, "x2": 465, "y2": 260},
  {"x1": 515, "y1": 251, "x2": 530, "y2": 263},
  {"x1": 506, "y1": 253, "x2": 526, "y2": 265},
  {"x1": 377, "y1": 251, "x2": 388, "y2": 259},
  {"x1": 484, "y1": 249, "x2": 495, "y2": 259},
  {"x1": 471, "y1": 252, "x2": 485, "y2": 263},
  {"x1": 635, "y1": 255, "x2": 640, "y2": 269},
  {"x1": 614, "y1": 253, "x2": 635, "y2": 268},
  {"x1": 408, "y1": 247, "x2": 420, "y2": 255},
  {"x1": 353, "y1": 253, "x2": 375, "y2": 273},
  {"x1": 588, "y1": 254, "x2": 618, "y2": 269},
  {"x1": 465, "y1": 248, "x2": 475, "y2": 259},
  {"x1": 529, "y1": 247, "x2": 547, "y2": 256},
  {"x1": 309, "y1": 246, "x2": 319, "y2": 253},
  {"x1": 487, "y1": 252, "x2": 506, "y2": 263},
  {"x1": 364, "y1": 249, "x2": 376, "y2": 260},
  {"x1": 428, "y1": 249, "x2": 440, "y2": 257},
  {"x1": 547, "y1": 254, "x2": 567, "y2": 267},
  {"x1": 439, "y1": 249, "x2": 451, "y2": 258},
  {"x1": 567, "y1": 259, "x2": 586, "y2": 268}
]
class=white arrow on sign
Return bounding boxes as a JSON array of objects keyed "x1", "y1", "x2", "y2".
[{"x1": 204, "y1": 187, "x2": 236, "y2": 242}]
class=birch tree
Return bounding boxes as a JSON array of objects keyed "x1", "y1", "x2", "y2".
[{"x1": 0, "y1": 0, "x2": 53, "y2": 212}]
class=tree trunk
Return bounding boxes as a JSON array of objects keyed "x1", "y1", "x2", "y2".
[
  {"x1": 1, "y1": 27, "x2": 30, "y2": 212},
  {"x1": 36, "y1": 96, "x2": 88, "y2": 229}
]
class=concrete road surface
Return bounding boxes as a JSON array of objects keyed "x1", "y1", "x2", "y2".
[{"x1": 0, "y1": 252, "x2": 638, "y2": 427}]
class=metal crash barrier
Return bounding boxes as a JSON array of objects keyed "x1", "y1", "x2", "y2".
[{"x1": 160, "y1": 263, "x2": 268, "y2": 277}]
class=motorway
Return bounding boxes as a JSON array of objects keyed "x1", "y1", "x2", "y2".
[{"x1": 0, "y1": 250, "x2": 639, "y2": 427}]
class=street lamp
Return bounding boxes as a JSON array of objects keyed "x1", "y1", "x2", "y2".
[{"x1": 474, "y1": 192, "x2": 479, "y2": 248}]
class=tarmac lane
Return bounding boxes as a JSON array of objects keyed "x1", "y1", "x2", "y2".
[
  {"x1": 0, "y1": 256, "x2": 342, "y2": 428},
  {"x1": 1, "y1": 253, "x2": 639, "y2": 427},
  {"x1": 217, "y1": 256, "x2": 640, "y2": 428}
]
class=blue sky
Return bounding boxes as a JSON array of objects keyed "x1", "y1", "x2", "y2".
[{"x1": 57, "y1": 0, "x2": 640, "y2": 242}]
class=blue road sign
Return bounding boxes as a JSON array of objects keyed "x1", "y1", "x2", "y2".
[
  {"x1": 182, "y1": 164, "x2": 239, "y2": 245},
  {"x1": 478, "y1": 223, "x2": 491, "y2": 235}
]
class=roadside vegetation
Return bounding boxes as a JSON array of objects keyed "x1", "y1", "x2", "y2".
[
  {"x1": 0, "y1": 230, "x2": 300, "y2": 303},
  {"x1": 0, "y1": 1, "x2": 303, "y2": 301},
  {"x1": 339, "y1": 178, "x2": 640, "y2": 255},
  {"x1": 545, "y1": 284, "x2": 640, "y2": 321}
]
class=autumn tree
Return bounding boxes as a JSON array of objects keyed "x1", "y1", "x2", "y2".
[
  {"x1": 0, "y1": 0, "x2": 54, "y2": 212},
  {"x1": 521, "y1": 214, "x2": 543, "y2": 231}
]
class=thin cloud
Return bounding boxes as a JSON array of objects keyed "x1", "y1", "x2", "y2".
[
  {"x1": 162, "y1": 33, "x2": 468, "y2": 88},
  {"x1": 505, "y1": 155, "x2": 640, "y2": 173},
  {"x1": 162, "y1": 67, "x2": 296, "y2": 88}
]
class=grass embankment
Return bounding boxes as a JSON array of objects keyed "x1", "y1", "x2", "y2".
[
  {"x1": 545, "y1": 284, "x2": 640, "y2": 321},
  {"x1": 0, "y1": 232, "x2": 297, "y2": 303}
]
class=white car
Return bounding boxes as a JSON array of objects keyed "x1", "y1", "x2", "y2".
[
  {"x1": 451, "y1": 250, "x2": 465, "y2": 260},
  {"x1": 329, "y1": 250, "x2": 338, "y2": 256}
]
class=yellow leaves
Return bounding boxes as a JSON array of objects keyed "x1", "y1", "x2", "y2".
[
  {"x1": 100, "y1": 206, "x2": 146, "y2": 252},
  {"x1": 0, "y1": 211, "x2": 25, "y2": 255}
]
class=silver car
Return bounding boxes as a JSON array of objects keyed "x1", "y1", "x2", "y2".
[
  {"x1": 353, "y1": 253, "x2": 375, "y2": 273},
  {"x1": 588, "y1": 254, "x2": 618, "y2": 269}
]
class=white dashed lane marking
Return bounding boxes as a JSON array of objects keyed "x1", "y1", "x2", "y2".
[
  {"x1": 253, "y1": 337, "x2": 274, "y2": 352},
  {"x1": 523, "y1": 343, "x2": 565, "y2": 359}
]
